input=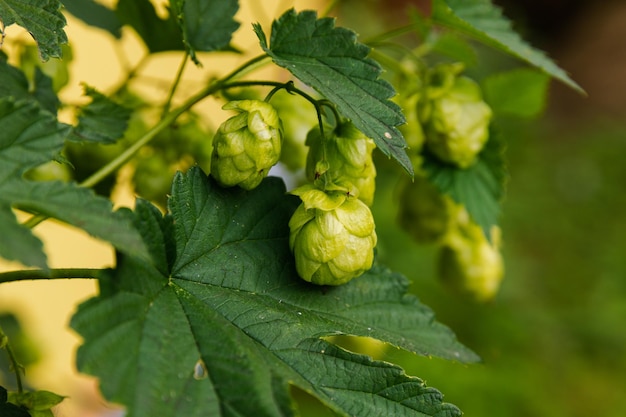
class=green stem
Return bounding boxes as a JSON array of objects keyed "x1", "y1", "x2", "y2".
[
  {"x1": 162, "y1": 52, "x2": 189, "y2": 116},
  {"x1": 0, "y1": 268, "x2": 103, "y2": 284},
  {"x1": 22, "y1": 54, "x2": 271, "y2": 230},
  {"x1": 1, "y1": 324, "x2": 24, "y2": 393}
]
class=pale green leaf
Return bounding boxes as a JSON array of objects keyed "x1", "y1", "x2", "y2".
[
  {"x1": 254, "y1": 9, "x2": 413, "y2": 175},
  {"x1": 0, "y1": 0, "x2": 67, "y2": 61},
  {"x1": 72, "y1": 167, "x2": 477, "y2": 417},
  {"x1": 424, "y1": 130, "x2": 506, "y2": 236},
  {"x1": 482, "y1": 68, "x2": 550, "y2": 118},
  {"x1": 170, "y1": 0, "x2": 239, "y2": 65},
  {"x1": 0, "y1": 98, "x2": 148, "y2": 268},
  {"x1": 432, "y1": 0, "x2": 584, "y2": 94}
]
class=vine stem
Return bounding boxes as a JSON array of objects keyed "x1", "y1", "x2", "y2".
[
  {"x1": 162, "y1": 51, "x2": 190, "y2": 116},
  {"x1": 22, "y1": 54, "x2": 271, "y2": 229},
  {"x1": 0, "y1": 268, "x2": 103, "y2": 284}
]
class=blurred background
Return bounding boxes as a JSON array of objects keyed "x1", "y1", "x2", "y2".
[{"x1": 1, "y1": 0, "x2": 625, "y2": 416}]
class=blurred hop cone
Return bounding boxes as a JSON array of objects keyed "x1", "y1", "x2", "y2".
[
  {"x1": 210, "y1": 100, "x2": 283, "y2": 190},
  {"x1": 438, "y1": 204, "x2": 504, "y2": 302},
  {"x1": 305, "y1": 121, "x2": 377, "y2": 206},
  {"x1": 289, "y1": 184, "x2": 377, "y2": 285},
  {"x1": 420, "y1": 63, "x2": 492, "y2": 168}
]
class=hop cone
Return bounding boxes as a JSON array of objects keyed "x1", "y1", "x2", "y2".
[
  {"x1": 421, "y1": 64, "x2": 492, "y2": 168},
  {"x1": 289, "y1": 185, "x2": 377, "y2": 286},
  {"x1": 210, "y1": 100, "x2": 282, "y2": 190},
  {"x1": 305, "y1": 122, "x2": 376, "y2": 206}
]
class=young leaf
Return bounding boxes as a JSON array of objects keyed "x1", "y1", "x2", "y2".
[
  {"x1": 432, "y1": 0, "x2": 584, "y2": 94},
  {"x1": 68, "y1": 85, "x2": 132, "y2": 144},
  {"x1": 0, "y1": 98, "x2": 149, "y2": 268},
  {"x1": 0, "y1": 386, "x2": 31, "y2": 417},
  {"x1": 482, "y1": 68, "x2": 550, "y2": 118},
  {"x1": 115, "y1": 0, "x2": 182, "y2": 53},
  {"x1": 0, "y1": 0, "x2": 67, "y2": 61},
  {"x1": 254, "y1": 9, "x2": 413, "y2": 175},
  {"x1": 71, "y1": 167, "x2": 477, "y2": 417},
  {"x1": 170, "y1": 0, "x2": 239, "y2": 65},
  {"x1": 61, "y1": 0, "x2": 122, "y2": 38},
  {"x1": 423, "y1": 130, "x2": 506, "y2": 236}
]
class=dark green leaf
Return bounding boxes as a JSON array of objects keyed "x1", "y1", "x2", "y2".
[
  {"x1": 432, "y1": 0, "x2": 584, "y2": 94},
  {"x1": 0, "y1": 52, "x2": 59, "y2": 114},
  {"x1": 68, "y1": 85, "x2": 132, "y2": 144},
  {"x1": 423, "y1": 129, "x2": 507, "y2": 236},
  {"x1": 170, "y1": 0, "x2": 239, "y2": 65},
  {"x1": 254, "y1": 9, "x2": 413, "y2": 175},
  {"x1": 61, "y1": 0, "x2": 122, "y2": 38},
  {"x1": 0, "y1": 386, "x2": 31, "y2": 417},
  {"x1": 482, "y1": 68, "x2": 550, "y2": 118},
  {"x1": 7, "y1": 390, "x2": 64, "y2": 411},
  {"x1": 115, "y1": 0, "x2": 182, "y2": 53},
  {"x1": 72, "y1": 167, "x2": 476, "y2": 417},
  {"x1": 0, "y1": 0, "x2": 67, "y2": 61},
  {"x1": 0, "y1": 98, "x2": 149, "y2": 268}
]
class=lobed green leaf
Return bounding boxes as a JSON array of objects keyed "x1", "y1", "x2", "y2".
[
  {"x1": 254, "y1": 9, "x2": 413, "y2": 175},
  {"x1": 432, "y1": 0, "x2": 584, "y2": 94},
  {"x1": 72, "y1": 167, "x2": 477, "y2": 417},
  {"x1": 115, "y1": 0, "x2": 182, "y2": 53},
  {"x1": 0, "y1": 0, "x2": 67, "y2": 61},
  {"x1": 482, "y1": 68, "x2": 550, "y2": 118}
]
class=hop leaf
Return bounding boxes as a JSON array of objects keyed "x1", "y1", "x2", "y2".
[{"x1": 210, "y1": 100, "x2": 283, "y2": 190}]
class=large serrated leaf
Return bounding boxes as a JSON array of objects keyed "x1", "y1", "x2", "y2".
[
  {"x1": 115, "y1": 0, "x2": 182, "y2": 53},
  {"x1": 423, "y1": 129, "x2": 507, "y2": 236},
  {"x1": 254, "y1": 9, "x2": 413, "y2": 175},
  {"x1": 0, "y1": 98, "x2": 148, "y2": 268},
  {"x1": 170, "y1": 0, "x2": 239, "y2": 65},
  {"x1": 71, "y1": 167, "x2": 477, "y2": 417},
  {"x1": 0, "y1": 0, "x2": 67, "y2": 61},
  {"x1": 432, "y1": 0, "x2": 584, "y2": 94}
]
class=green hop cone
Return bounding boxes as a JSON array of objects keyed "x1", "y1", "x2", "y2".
[
  {"x1": 289, "y1": 184, "x2": 377, "y2": 285},
  {"x1": 397, "y1": 175, "x2": 453, "y2": 244},
  {"x1": 305, "y1": 121, "x2": 377, "y2": 206},
  {"x1": 421, "y1": 64, "x2": 492, "y2": 168},
  {"x1": 210, "y1": 100, "x2": 283, "y2": 190},
  {"x1": 437, "y1": 205, "x2": 504, "y2": 302}
]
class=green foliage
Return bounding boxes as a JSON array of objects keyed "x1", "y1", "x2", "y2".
[
  {"x1": 0, "y1": 98, "x2": 148, "y2": 268},
  {"x1": 68, "y1": 85, "x2": 132, "y2": 144},
  {"x1": 0, "y1": 0, "x2": 66, "y2": 61},
  {"x1": 423, "y1": 130, "x2": 506, "y2": 236},
  {"x1": 431, "y1": 0, "x2": 583, "y2": 93},
  {"x1": 0, "y1": 0, "x2": 584, "y2": 416},
  {"x1": 254, "y1": 9, "x2": 413, "y2": 175},
  {"x1": 72, "y1": 167, "x2": 476, "y2": 417},
  {"x1": 170, "y1": 0, "x2": 240, "y2": 64}
]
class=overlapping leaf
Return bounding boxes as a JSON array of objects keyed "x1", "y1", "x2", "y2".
[
  {"x1": 254, "y1": 9, "x2": 413, "y2": 175},
  {"x1": 72, "y1": 167, "x2": 478, "y2": 417},
  {"x1": 0, "y1": 0, "x2": 67, "y2": 61},
  {"x1": 0, "y1": 52, "x2": 58, "y2": 114},
  {"x1": 170, "y1": 0, "x2": 239, "y2": 65},
  {"x1": 432, "y1": 0, "x2": 583, "y2": 93},
  {"x1": 115, "y1": 0, "x2": 182, "y2": 53},
  {"x1": 424, "y1": 131, "x2": 507, "y2": 236},
  {"x1": 0, "y1": 98, "x2": 148, "y2": 268}
]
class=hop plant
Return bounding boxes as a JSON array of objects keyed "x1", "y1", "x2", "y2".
[
  {"x1": 397, "y1": 175, "x2": 453, "y2": 244},
  {"x1": 210, "y1": 100, "x2": 283, "y2": 190},
  {"x1": 437, "y1": 204, "x2": 504, "y2": 302},
  {"x1": 420, "y1": 64, "x2": 492, "y2": 168},
  {"x1": 305, "y1": 121, "x2": 377, "y2": 206},
  {"x1": 289, "y1": 184, "x2": 377, "y2": 286}
]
